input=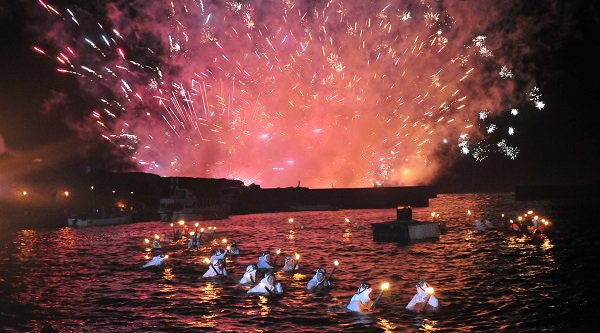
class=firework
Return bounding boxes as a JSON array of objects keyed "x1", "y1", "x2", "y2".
[{"x1": 32, "y1": 0, "x2": 545, "y2": 187}]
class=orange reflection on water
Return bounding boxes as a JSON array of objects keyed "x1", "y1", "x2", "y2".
[
  {"x1": 15, "y1": 229, "x2": 37, "y2": 263},
  {"x1": 258, "y1": 295, "x2": 271, "y2": 317},
  {"x1": 420, "y1": 319, "x2": 439, "y2": 332},
  {"x1": 162, "y1": 267, "x2": 174, "y2": 281},
  {"x1": 342, "y1": 228, "x2": 352, "y2": 242},
  {"x1": 201, "y1": 282, "x2": 219, "y2": 304},
  {"x1": 377, "y1": 318, "x2": 397, "y2": 332}
]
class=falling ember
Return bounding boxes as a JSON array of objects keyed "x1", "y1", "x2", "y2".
[{"x1": 32, "y1": 0, "x2": 546, "y2": 187}]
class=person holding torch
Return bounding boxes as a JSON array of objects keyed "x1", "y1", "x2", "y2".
[
  {"x1": 282, "y1": 253, "x2": 300, "y2": 272},
  {"x1": 406, "y1": 280, "x2": 439, "y2": 313},
  {"x1": 257, "y1": 251, "x2": 274, "y2": 269},
  {"x1": 307, "y1": 266, "x2": 331, "y2": 292},
  {"x1": 202, "y1": 258, "x2": 228, "y2": 278},
  {"x1": 346, "y1": 282, "x2": 374, "y2": 312},
  {"x1": 247, "y1": 271, "x2": 283, "y2": 296}
]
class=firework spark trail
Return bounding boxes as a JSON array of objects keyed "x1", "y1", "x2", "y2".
[{"x1": 33, "y1": 0, "x2": 548, "y2": 187}]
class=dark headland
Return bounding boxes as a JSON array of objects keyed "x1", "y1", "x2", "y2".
[{"x1": 0, "y1": 170, "x2": 436, "y2": 229}]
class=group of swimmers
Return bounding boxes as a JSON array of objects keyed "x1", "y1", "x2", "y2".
[
  {"x1": 474, "y1": 211, "x2": 550, "y2": 242},
  {"x1": 143, "y1": 237, "x2": 439, "y2": 313}
]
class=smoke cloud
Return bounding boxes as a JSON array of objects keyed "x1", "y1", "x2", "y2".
[{"x1": 29, "y1": 0, "x2": 576, "y2": 187}]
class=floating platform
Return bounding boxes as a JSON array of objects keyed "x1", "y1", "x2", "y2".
[{"x1": 371, "y1": 206, "x2": 440, "y2": 243}]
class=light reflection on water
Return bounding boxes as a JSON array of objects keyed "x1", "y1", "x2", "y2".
[{"x1": 0, "y1": 193, "x2": 598, "y2": 332}]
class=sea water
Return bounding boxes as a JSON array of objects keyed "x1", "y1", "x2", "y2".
[{"x1": 0, "y1": 193, "x2": 598, "y2": 332}]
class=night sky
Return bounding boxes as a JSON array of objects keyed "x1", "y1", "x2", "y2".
[{"x1": 1, "y1": 0, "x2": 599, "y2": 192}]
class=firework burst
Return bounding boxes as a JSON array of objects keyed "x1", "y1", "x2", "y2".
[{"x1": 32, "y1": 0, "x2": 545, "y2": 187}]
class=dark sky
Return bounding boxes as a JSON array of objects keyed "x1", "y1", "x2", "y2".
[{"x1": 1, "y1": 0, "x2": 599, "y2": 191}]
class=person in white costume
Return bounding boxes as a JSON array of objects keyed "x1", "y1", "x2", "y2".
[
  {"x1": 282, "y1": 255, "x2": 299, "y2": 272},
  {"x1": 187, "y1": 234, "x2": 200, "y2": 248},
  {"x1": 229, "y1": 241, "x2": 240, "y2": 255},
  {"x1": 306, "y1": 267, "x2": 331, "y2": 291},
  {"x1": 203, "y1": 259, "x2": 228, "y2": 278},
  {"x1": 405, "y1": 280, "x2": 439, "y2": 313},
  {"x1": 247, "y1": 271, "x2": 283, "y2": 295},
  {"x1": 210, "y1": 248, "x2": 227, "y2": 264},
  {"x1": 346, "y1": 282, "x2": 373, "y2": 312},
  {"x1": 257, "y1": 251, "x2": 274, "y2": 269},
  {"x1": 142, "y1": 254, "x2": 168, "y2": 268},
  {"x1": 484, "y1": 218, "x2": 495, "y2": 229},
  {"x1": 239, "y1": 264, "x2": 258, "y2": 285},
  {"x1": 474, "y1": 219, "x2": 486, "y2": 232}
]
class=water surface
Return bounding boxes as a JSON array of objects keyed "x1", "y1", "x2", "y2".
[{"x1": 1, "y1": 193, "x2": 598, "y2": 332}]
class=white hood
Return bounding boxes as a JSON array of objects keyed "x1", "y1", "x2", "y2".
[
  {"x1": 239, "y1": 270, "x2": 256, "y2": 284},
  {"x1": 257, "y1": 255, "x2": 273, "y2": 269},
  {"x1": 142, "y1": 255, "x2": 164, "y2": 268},
  {"x1": 247, "y1": 276, "x2": 283, "y2": 294},
  {"x1": 346, "y1": 287, "x2": 373, "y2": 312},
  {"x1": 406, "y1": 282, "x2": 439, "y2": 310},
  {"x1": 306, "y1": 273, "x2": 328, "y2": 290},
  {"x1": 202, "y1": 263, "x2": 227, "y2": 278},
  {"x1": 282, "y1": 259, "x2": 298, "y2": 271}
]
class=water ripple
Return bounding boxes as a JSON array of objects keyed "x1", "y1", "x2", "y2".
[{"x1": 1, "y1": 193, "x2": 598, "y2": 331}]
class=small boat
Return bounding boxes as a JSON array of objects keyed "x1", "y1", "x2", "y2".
[{"x1": 67, "y1": 214, "x2": 132, "y2": 228}]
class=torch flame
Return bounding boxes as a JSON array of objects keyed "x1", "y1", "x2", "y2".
[
  {"x1": 333, "y1": 260, "x2": 339, "y2": 266},
  {"x1": 381, "y1": 282, "x2": 390, "y2": 290},
  {"x1": 144, "y1": 238, "x2": 149, "y2": 244},
  {"x1": 425, "y1": 287, "x2": 434, "y2": 295}
]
